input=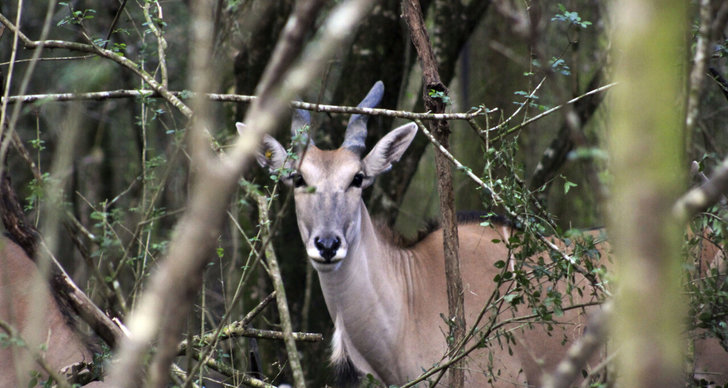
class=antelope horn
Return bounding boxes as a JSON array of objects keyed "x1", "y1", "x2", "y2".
[
  {"x1": 291, "y1": 108, "x2": 312, "y2": 149},
  {"x1": 342, "y1": 81, "x2": 384, "y2": 155}
]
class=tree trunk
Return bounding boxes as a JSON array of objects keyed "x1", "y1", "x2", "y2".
[
  {"x1": 608, "y1": 0, "x2": 687, "y2": 387},
  {"x1": 402, "y1": 1, "x2": 464, "y2": 386}
]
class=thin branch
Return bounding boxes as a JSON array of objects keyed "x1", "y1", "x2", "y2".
[
  {"x1": 488, "y1": 82, "x2": 617, "y2": 141},
  {"x1": 0, "y1": 12, "x2": 193, "y2": 119},
  {"x1": 178, "y1": 325, "x2": 323, "y2": 354},
  {"x1": 142, "y1": 0, "x2": 168, "y2": 88},
  {"x1": 0, "y1": 90, "x2": 494, "y2": 120},
  {"x1": 255, "y1": 193, "x2": 306, "y2": 388},
  {"x1": 38, "y1": 240, "x2": 124, "y2": 348}
]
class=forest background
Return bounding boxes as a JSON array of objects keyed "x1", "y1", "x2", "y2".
[{"x1": 1, "y1": 0, "x2": 728, "y2": 387}]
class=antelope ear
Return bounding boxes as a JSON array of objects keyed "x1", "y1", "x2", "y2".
[
  {"x1": 236, "y1": 122, "x2": 289, "y2": 174},
  {"x1": 362, "y1": 122, "x2": 417, "y2": 180}
]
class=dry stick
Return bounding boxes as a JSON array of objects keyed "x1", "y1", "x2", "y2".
[
  {"x1": 255, "y1": 193, "x2": 306, "y2": 388},
  {"x1": 685, "y1": 0, "x2": 711, "y2": 149},
  {"x1": 401, "y1": 1, "x2": 465, "y2": 387},
  {"x1": 176, "y1": 292, "x2": 322, "y2": 352},
  {"x1": 38, "y1": 240, "x2": 124, "y2": 348},
  {"x1": 107, "y1": 0, "x2": 377, "y2": 386}
]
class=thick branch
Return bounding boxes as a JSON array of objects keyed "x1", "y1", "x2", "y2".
[{"x1": 674, "y1": 154, "x2": 728, "y2": 221}]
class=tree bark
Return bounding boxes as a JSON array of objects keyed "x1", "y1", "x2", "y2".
[{"x1": 402, "y1": 1, "x2": 464, "y2": 386}]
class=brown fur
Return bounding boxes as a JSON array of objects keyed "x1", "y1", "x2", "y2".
[{"x1": 0, "y1": 237, "x2": 103, "y2": 386}]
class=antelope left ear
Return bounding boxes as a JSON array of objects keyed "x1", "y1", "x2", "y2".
[
  {"x1": 236, "y1": 122, "x2": 289, "y2": 174},
  {"x1": 362, "y1": 122, "x2": 417, "y2": 179}
]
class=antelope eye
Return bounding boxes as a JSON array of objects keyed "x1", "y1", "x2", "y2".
[
  {"x1": 351, "y1": 173, "x2": 364, "y2": 188},
  {"x1": 292, "y1": 173, "x2": 307, "y2": 188}
]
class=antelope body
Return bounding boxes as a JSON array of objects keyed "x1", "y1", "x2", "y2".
[
  {"x1": 0, "y1": 237, "x2": 104, "y2": 387},
  {"x1": 248, "y1": 81, "x2": 728, "y2": 386}
]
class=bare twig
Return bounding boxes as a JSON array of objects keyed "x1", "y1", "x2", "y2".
[
  {"x1": 0, "y1": 90, "x2": 493, "y2": 120},
  {"x1": 38, "y1": 241, "x2": 124, "y2": 348},
  {"x1": 142, "y1": 0, "x2": 168, "y2": 88},
  {"x1": 489, "y1": 82, "x2": 617, "y2": 140}
]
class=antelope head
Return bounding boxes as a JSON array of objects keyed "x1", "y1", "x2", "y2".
[{"x1": 240, "y1": 81, "x2": 417, "y2": 271}]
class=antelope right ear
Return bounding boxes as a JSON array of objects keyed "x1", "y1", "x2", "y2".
[
  {"x1": 236, "y1": 122, "x2": 288, "y2": 173},
  {"x1": 362, "y1": 122, "x2": 417, "y2": 178}
]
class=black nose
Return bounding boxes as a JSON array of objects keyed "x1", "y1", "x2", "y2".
[{"x1": 314, "y1": 236, "x2": 341, "y2": 261}]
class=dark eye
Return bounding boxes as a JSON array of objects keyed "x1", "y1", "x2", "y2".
[
  {"x1": 351, "y1": 173, "x2": 364, "y2": 188},
  {"x1": 292, "y1": 173, "x2": 306, "y2": 188}
]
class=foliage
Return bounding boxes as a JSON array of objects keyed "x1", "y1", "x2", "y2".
[
  {"x1": 0, "y1": 0, "x2": 725, "y2": 386},
  {"x1": 552, "y1": 4, "x2": 592, "y2": 30}
]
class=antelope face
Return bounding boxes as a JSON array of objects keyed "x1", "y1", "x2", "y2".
[
  {"x1": 289, "y1": 147, "x2": 364, "y2": 268},
  {"x1": 243, "y1": 81, "x2": 417, "y2": 271}
]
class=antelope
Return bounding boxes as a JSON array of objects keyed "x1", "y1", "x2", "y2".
[
  {"x1": 0, "y1": 236, "x2": 105, "y2": 387},
  {"x1": 245, "y1": 81, "x2": 728, "y2": 386}
]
